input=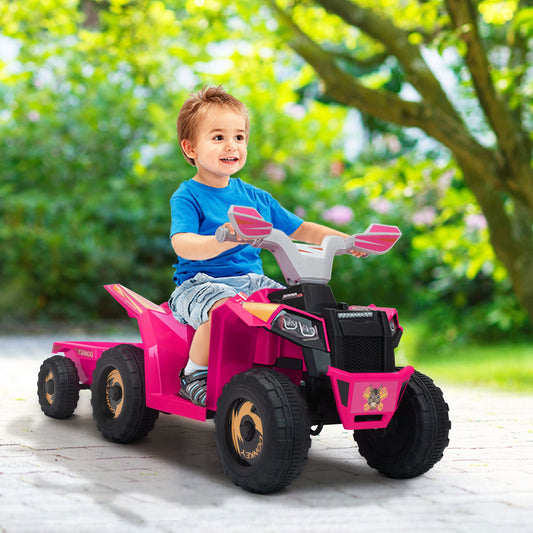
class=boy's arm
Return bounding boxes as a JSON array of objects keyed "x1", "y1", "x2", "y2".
[
  {"x1": 290, "y1": 221, "x2": 367, "y2": 257},
  {"x1": 173, "y1": 221, "x2": 366, "y2": 260},
  {"x1": 171, "y1": 224, "x2": 243, "y2": 260},
  {"x1": 289, "y1": 221, "x2": 348, "y2": 244}
]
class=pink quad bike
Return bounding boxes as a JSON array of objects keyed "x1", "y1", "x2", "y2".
[{"x1": 37, "y1": 205, "x2": 450, "y2": 494}]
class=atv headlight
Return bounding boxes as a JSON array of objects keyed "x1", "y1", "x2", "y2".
[
  {"x1": 274, "y1": 311, "x2": 318, "y2": 340},
  {"x1": 389, "y1": 316, "x2": 397, "y2": 334},
  {"x1": 271, "y1": 310, "x2": 326, "y2": 349}
]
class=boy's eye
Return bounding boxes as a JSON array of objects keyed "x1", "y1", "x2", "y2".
[
  {"x1": 214, "y1": 134, "x2": 223, "y2": 141},
  {"x1": 236, "y1": 134, "x2": 245, "y2": 141}
]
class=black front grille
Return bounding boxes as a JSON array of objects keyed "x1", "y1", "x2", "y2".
[
  {"x1": 322, "y1": 307, "x2": 395, "y2": 374},
  {"x1": 343, "y1": 336, "x2": 384, "y2": 372}
]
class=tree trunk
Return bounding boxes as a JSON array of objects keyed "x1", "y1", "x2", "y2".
[
  {"x1": 459, "y1": 158, "x2": 533, "y2": 322},
  {"x1": 272, "y1": 0, "x2": 533, "y2": 324}
]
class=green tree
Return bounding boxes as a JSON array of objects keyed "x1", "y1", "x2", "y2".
[
  {"x1": 2, "y1": 0, "x2": 531, "y2": 334},
  {"x1": 0, "y1": 0, "x2": 359, "y2": 319},
  {"x1": 258, "y1": 0, "x2": 533, "y2": 323}
]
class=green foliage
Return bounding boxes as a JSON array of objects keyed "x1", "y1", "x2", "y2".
[
  {"x1": 401, "y1": 320, "x2": 533, "y2": 392},
  {"x1": 0, "y1": 0, "x2": 364, "y2": 319},
  {"x1": 0, "y1": 0, "x2": 190, "y2": 318},
  {"x1": 340, "y1": 152, "x2": 531, "y2": 339},
  {"x1": 0, "y1": 0, "x2": 531, "y2": 342}
]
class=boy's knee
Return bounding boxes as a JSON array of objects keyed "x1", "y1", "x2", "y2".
[{"x1": 207, "y1": 297, "x2": 230, "y2": 319}]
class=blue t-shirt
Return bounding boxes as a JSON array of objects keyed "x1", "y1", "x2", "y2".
[{"x1": 170, "y1": 177, "x2": 303, "y2": 285}]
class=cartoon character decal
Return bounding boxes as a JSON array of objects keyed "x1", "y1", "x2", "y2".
[{"x1": 363, "y1": 385, "x2": 388, "y2": 411}]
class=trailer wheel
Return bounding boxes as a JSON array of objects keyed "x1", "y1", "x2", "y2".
[
  {"x1": 215, "y1": 368, "x2": 310, "y2": 494},
  {"x1": 91, "y1": 344, "x2": 159, "y2": 443},
  {"x1": 37, "y1": 356, "x2": 80, "y2": 419},
  {"x1": 354, "y1": 370, "x2": 450, "y2": 478}
]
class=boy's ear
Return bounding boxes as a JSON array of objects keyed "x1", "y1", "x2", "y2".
[{"x1": 180, "y1": 139, "x2": 195, "y2": 159}]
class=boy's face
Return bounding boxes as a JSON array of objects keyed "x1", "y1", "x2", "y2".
[{"x1": 182, "y1": 106, "x2": 248, "y2": 186}]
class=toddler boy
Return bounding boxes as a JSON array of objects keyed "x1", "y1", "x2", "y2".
[{"x1": 169, "y1": 86, "x2": 363, "y2": 407}]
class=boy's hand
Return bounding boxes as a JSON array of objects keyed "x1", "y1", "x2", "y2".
[
  {"x1": 222, "y1": 222, "x2": 252, "y2": 242},
  {"x1": 350, "y1": 250, "x2": 369, "y2": 258}
]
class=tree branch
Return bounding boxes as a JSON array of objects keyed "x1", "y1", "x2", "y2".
[
  {"x1": 327, "y1": 48, "x2": 390, "y2": 72},
  {"x1": 269, "y1": 1, "x2": 494, "y2": 175},
  {"x1": 445, "y1": 0, "x2": 533, "y2": 199},
  {"x1": 313, "y1": 0, "x2": 461, "y2": 121}
]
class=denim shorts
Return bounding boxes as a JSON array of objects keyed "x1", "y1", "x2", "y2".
[{"x1": 169, "y1": 272, "x2": 284, "y2": 329}]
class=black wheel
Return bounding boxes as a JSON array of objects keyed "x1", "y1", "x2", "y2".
[
  {"x1": 354, "y1": 370, "x2": 450, "y2": 478},
  {"x1": 91, "y1": 344, "x2": 159, "y2": 443},
  {"x1": 215, "y1": 368, "x2": 311, "y2": 494},
  {"x1": 37, "y1": 356, "x2": 80, "y2": 419}
]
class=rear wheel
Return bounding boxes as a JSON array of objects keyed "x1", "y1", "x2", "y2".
[
  {"x1": 354, "y1": 370, "x2": 450, "y2": 478},
  {"x1": 37, "y1": 356, "x2": 80, "y2": 419},
  {"x1": 91, "y1": 344, "x2": 159, "y2": 443},
  {"x1": 215, "y1": 368, "x2": 310, "y2": 494}
]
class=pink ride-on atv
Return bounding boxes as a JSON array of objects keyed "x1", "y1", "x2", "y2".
[{"x1": 37, "y1": 205, "x2": 450, "y2": 494}]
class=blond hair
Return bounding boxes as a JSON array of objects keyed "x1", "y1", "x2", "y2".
[{"x1": 177, "y1": 86, "x2": 250, "y2": 166}]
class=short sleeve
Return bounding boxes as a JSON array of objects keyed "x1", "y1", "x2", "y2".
[{"x1": 170, "y1": 191, "x2": 200, "y2": 237}]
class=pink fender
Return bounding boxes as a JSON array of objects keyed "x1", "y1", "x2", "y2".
[
  {"x1": 206, "y1": 289, "x2": 310, "y2": 409},
  {"x1": 52, "y1": 285, "x2": 306, "y2": 421},
  {"x1": 52, "y1": 341, "x2": 143, "y2": 386},
  {"x1": 103, "y1": 284, "x2": 208, "y2": 419}
]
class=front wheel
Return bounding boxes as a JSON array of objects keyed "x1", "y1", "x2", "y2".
[
  {"x1": 354, "y1": 370, "x2": 450, "y2": 478},
  {"x1": 91, "y1": 344, "x2": 159, "y2": 443},
  {"x1": 215, "y1": 369, "x2": 311, "y2": 494}
]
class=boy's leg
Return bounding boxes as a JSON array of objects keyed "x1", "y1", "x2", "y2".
[
  {"x1": 186, "y1": 320, "x2": 210, "y2": 366},
  {"x1": 170, "y1": 273, "x2": 277, "y2": 406},
  {"x1": 187, "y1": 297, "x2": 229, "y2": 366},
  {"x1": 179, "y1": 298, "x2": 229, "y2": 406}
]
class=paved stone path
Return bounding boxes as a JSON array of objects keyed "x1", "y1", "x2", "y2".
[{"x1": 1, "y1": 334, "x2": 532, "y2": 532}]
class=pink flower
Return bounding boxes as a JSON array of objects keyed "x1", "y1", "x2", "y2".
[
  {"x1": 438, "y1": 170, "x2": 454, "y2": 192},
  {"x1": 264, "y1": 163, "x2": 286, "y2": 182},
  {"x1": 322, "y1": 205, "x2": 354, "y2": 225},
  {"x1": 295, "y1": 206, "x2": 306, "y2": 218},
  {"x1": 330, "y1": 160, "x2": 344, "y2": 177},
  {"x1": 412, "y1": 207, "x2": 437, "y2": 226},
  {"x1": 284, "y1": 103, "x2": 306, "y2": 119},
  {"x1": 28, "y1": 110, "x2": 40, "y2": 122},
  {"x1": 465, "y1": 213, "x2": 487, "y2": 230},
  {"x1": 384, "y1": 134, "x2": 401, "y2": 154},
  {"x1": 370, "y1": 198, "x2": 393, "y2": 215}
]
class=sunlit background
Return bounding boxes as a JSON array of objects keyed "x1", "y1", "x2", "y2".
[{"x1": 1, "y1": 0, "x2": 532, "y2": 388}]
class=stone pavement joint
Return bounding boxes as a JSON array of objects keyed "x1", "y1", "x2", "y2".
[{"x1": 1, "y1": 335, "x2": 532, "y2": 532}]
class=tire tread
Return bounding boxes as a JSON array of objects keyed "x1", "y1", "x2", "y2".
[
  {"x1": 91, "y1": 344, "x2": 159, "y2": 443},
  {"x1": 354, "y1": 370, "x2": 450, "y2": 478},
  {"x1": 37, "y1": 356, "x2": 80, "y2": 419}
]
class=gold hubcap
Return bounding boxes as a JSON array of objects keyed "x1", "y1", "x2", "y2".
[
  {"x1": 105, "y1": 369, "x2": 124, "y2": 419},
  {"x1": 231, "y1": 400, "x2": 264, "y2": 463},
  {"x1": 44, "y1": 370, "x2": 54, "y2": 405}
]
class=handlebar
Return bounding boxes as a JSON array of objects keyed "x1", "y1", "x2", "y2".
[
  {"x1": 215, "y1": 226, "x2": 264, "y2": 247},
  {"x1": 215, "y1": 205, "x2": 401, "y2": 286},
  {"x1": 215, "y1": 226, "x2": 239, "y2": 243}
]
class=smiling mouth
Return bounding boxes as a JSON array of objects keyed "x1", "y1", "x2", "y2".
[{"x1": 221, "y1": 157, "x2": 238, "y2": 163}]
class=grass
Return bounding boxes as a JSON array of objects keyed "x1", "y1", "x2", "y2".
[
  {"x1": 3, "y1": 317, "x2": 531, "y2": 392},
  {"x1": 396, "y1": 320, "x2": 533, "y2": 392}
]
